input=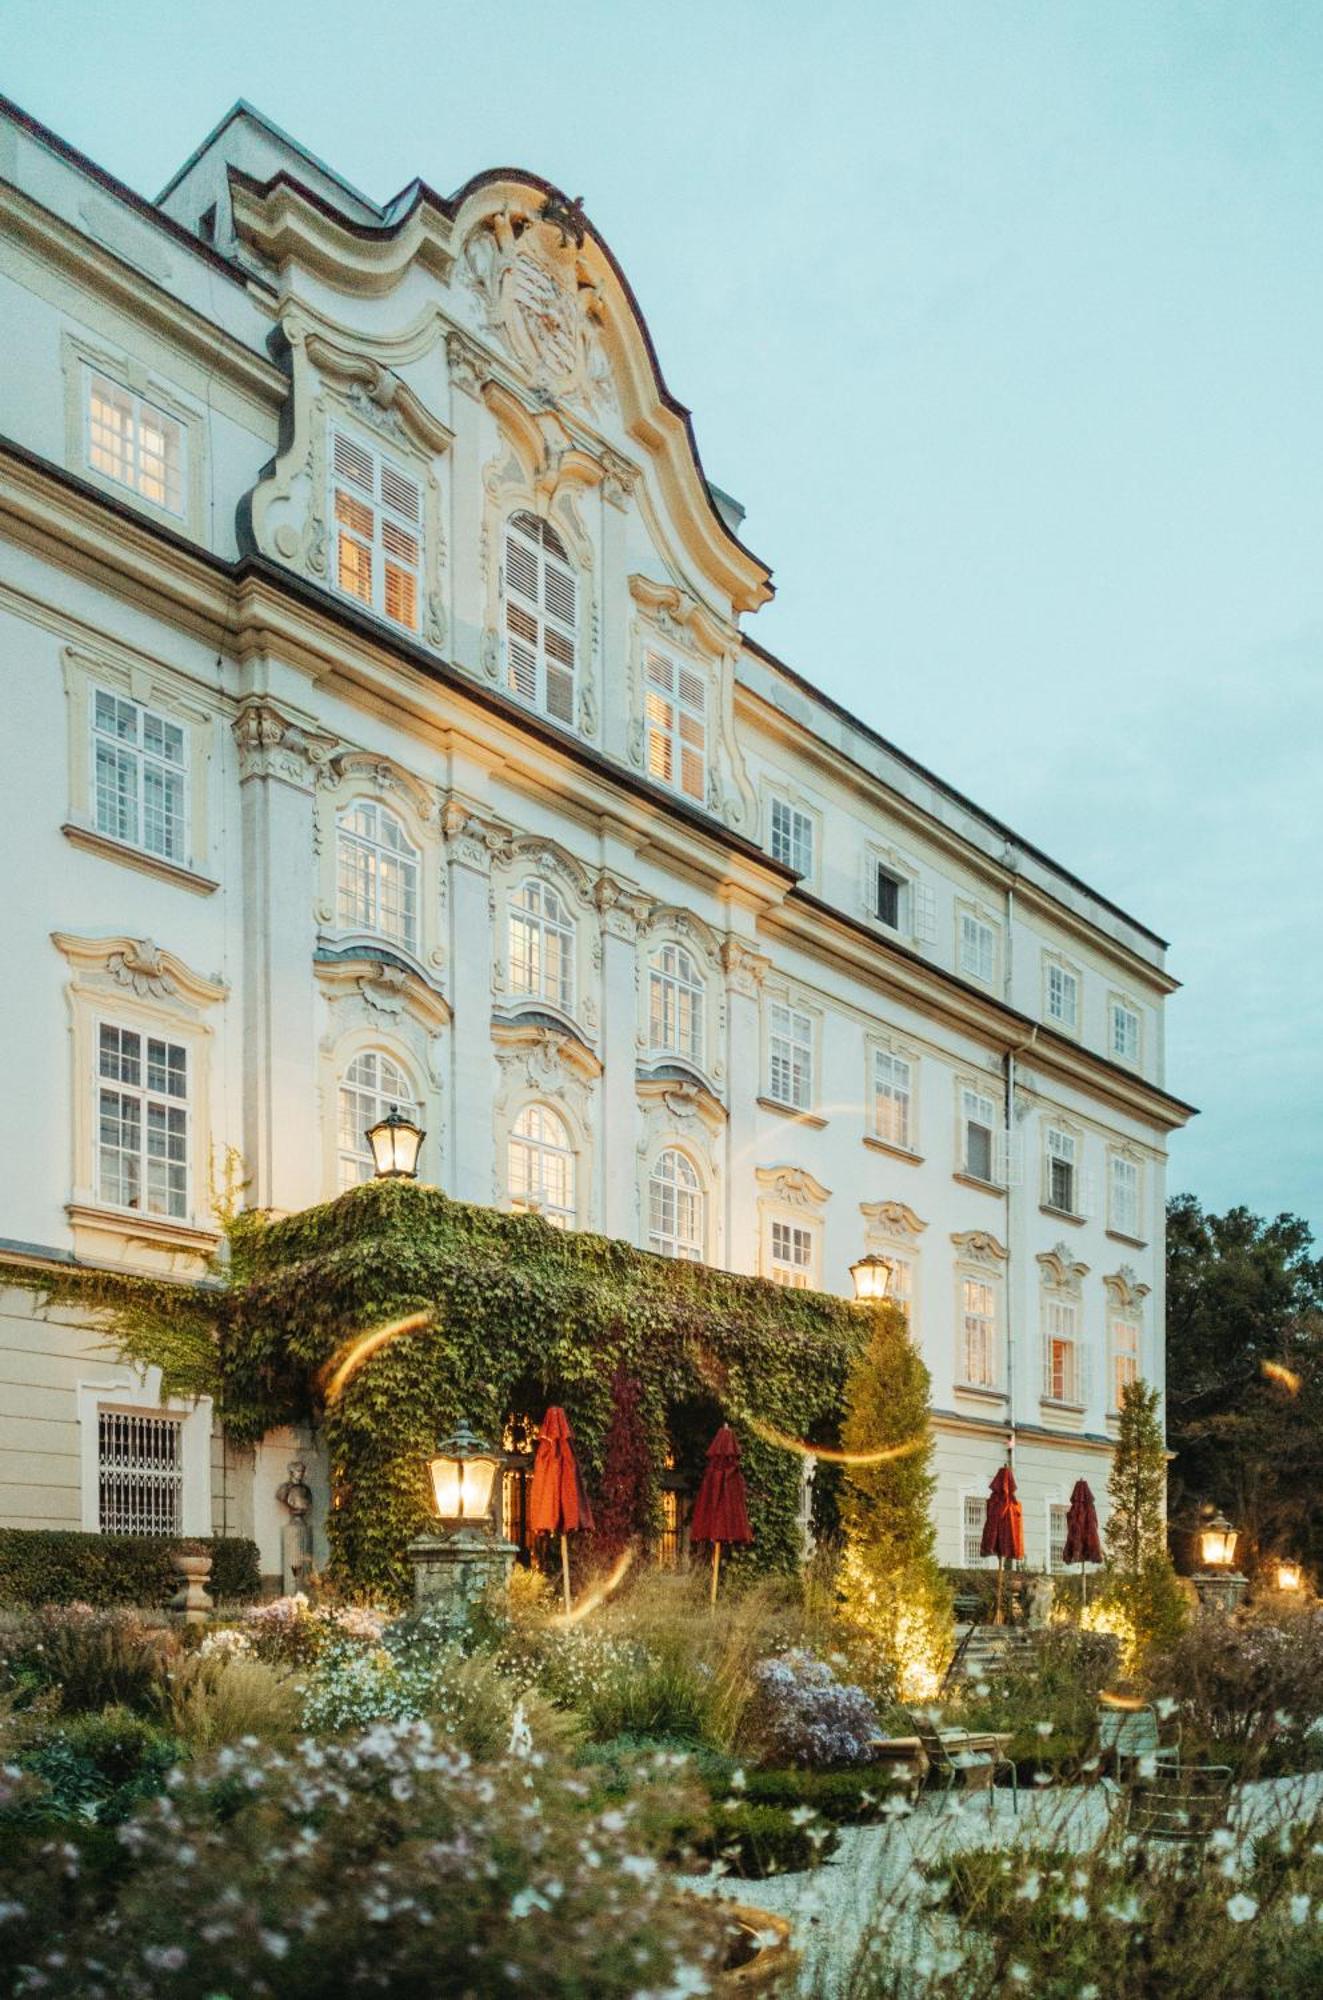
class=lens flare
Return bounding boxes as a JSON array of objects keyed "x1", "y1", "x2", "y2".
[
  {"x1": 745, "y1": 1414, "x2": 926, "y2": 1467},
  {"x1": 549, "y1": 1544, "x2": 636, "y2": 1628},
  {"x1": 1261, "y1": 1359, "x2": 1302, "y2": 1394},
  {"x1": 318, "y1": 1311, "x2": 432, "y2": 1405},
  {"x1": 1098, "y1": 1691, "x2": 1146, "y2": 1712}
]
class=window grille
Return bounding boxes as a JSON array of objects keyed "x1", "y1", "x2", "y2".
[
  {"x1": 963, "y1": 1492, "x2": 992, "y2": 1567},
  {"x1": 1048, "y1": 1502, "x2": 1071, "y2": 1573},
  {"x1": 648, "y1": 944, "x2": 704, "y2": 1065},
  {"x1": 645, "y1": 650, "x2": 706, "y2": 804},
  {"x1": 92, "y1": 687, "x2": 187, "y2": 863},
  {"x1": 332, "y1": 429, "x2": 421, "y2": 631},
  {"x1": 504, "y1": 511, "x2": 577, "y2": 723},
  {"x1": 87, "y1": 373, "x2": 184, "y2": 514},
  {"x1": 874, "y1": 1048, "x2": 913, "y2": 1150},
  {"x1": 98, "y1": 1410, "x2": 183, "y2": 1536},
  {"x1": 336, "y1": 800, "x2": 420, "y2": 951}
]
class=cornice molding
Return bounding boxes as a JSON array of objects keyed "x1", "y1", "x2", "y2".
[
  {"x1": 860, "y1": 1199, "x2": 928, "y2": 1240},
  {"x1": 491, "y1": 1012, "x2": 602, "y2": 1085},
  {"x1": 313, "y1": 950, "x2": 451, "y2": 1033},
  {"x1": 950, "y1": 1229, "x2": 1008, "y2": 1268},
  {"x1": 1037, "y1": 1244, "x2": 1091, "y2": 1293},
  {"x1": 756, "y1": 1163, "x2": 832, "y2": 1209}
]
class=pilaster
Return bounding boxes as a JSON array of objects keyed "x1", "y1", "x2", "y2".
[
  {"x1": 721, "y1": 934, "x2": 770, "y2": 1275},
  {"x1": 443, "y1": 798, "x2": 500, "y2": 1203},
  {"x1": 594, "y1": 872, "x2": 652, "y2": 1243}
]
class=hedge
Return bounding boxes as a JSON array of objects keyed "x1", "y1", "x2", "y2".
[
  {"x1": 701, "y1": 1801, "x2": 840, "y2": 1877},
  {"x1": 0, "y1": 1531, "x2": 261, "y2": 1608}
]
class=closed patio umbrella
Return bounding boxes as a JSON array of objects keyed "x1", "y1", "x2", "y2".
[
  {"x1": 528, "y1": 1406, "x2": 594, "y2": 1613},
  {"x1": 1062, "y1": 1478, "x2": 1103, "y2": 1605},
  {"x1": 689, "y1": 1424, "x2": 753, "y2": 1605},
  {"x1": 980, "y1": 1464, "x2": 1025, "y2": 1625}
]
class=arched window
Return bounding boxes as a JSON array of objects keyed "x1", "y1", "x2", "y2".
[
  {"x1": 507, "y1": 879, "x2": 575, "y2": 1011},
  {"x1": 649, "y1": 1148, "x2": 704, "y2": 1262},
  {"x1": 648, "y1": 943, "x2": 705, "y2": 1066},
  {"x1": 508, "y1": 1104, "x2": 575, "y2": 1227},
  {"x1": 504, "y1": 510, "x2": 577, "y2": 725},
  {"x1": 336, "y1": 801, "x2": 420, "y2": 952},
  {"x1": 337, "y1": 1050, "x2": 417, "y2": 1190}
]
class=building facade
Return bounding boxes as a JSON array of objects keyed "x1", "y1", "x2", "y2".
[{"x1": 0, "y1": 96, "x2": 1194, "y2": 1583}]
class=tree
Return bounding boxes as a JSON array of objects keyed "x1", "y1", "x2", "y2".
[{"x1": 1102, "y1": 1378, "x2": 1187, "y2": 1665}]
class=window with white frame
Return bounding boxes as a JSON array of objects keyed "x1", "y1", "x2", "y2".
[
  {"x1": 959, "y1": 911, "x2": 996, "y2": 984},
  {"x1": 961, "y1": 1086, "x2": 998, "y2": 1183},
  {"x1": 91, "y1": 686, "x2": 188, "y2": 864},
  {"x1": 1046, "y1": 960, "x2": 1079, "y2": 1031},
  {"x1": 507, "y1": 880, "x2": 575, "y2": 1012},
  {"x1": 1111, "y1": 999, "x2": 1141, "y2": 1064},
  {"x1": 86, "y1": 372, "x2": 185, "y2": 515},
  {"x1": 649, "y1": 1149, "x2": 704, "y2": 1261},
  {"x1": 767, "y1": 1002, "x2": 814, "y2": 1111},
  {"x1": 1045, "y1": 1127, "x2": 1078, "y2": 1214},
  {"x1": 1112, "y1": 1315, "x2": 1140, "y2": 1411},
  {"x1": 1048, "y1": 1501, "x2": 1071, "y2": 1573},
  {"x1": 873, "y1": 1047, "x2": 914, "y2": 1151},
  {"x1": 98, "y1": 1410, "x2": 183, "y2": 1536},
  {"x1": 769, "y1": 797, "x2": 814, "y2": 877},
  {"x1": 96, "y1": 1024, "x2": 188, "y2": 1219},
  {"x1": 644, "y1": 650, "x2": 707, "y2": 805},
  {"x1": 648, "y1": 943, "x2": 705, "y2": 1066},
  {"x1": 769, "y1": 1218, "x2": 815, "y2": 1288},
  {"x1": 1043, "y1": 1297, "x2": 1083, "y2": 1404},
  {"x1": 1109, "y1": 1154, "x2": 1142, "y2": 1238},
  {"x1": 507, "y1": 1103, "x2": 575, "y2": 1226},
  {"x1": 337, "y1": 1050, "x2": 417, "y2": 1190},
  {"x1": 889, "y1": 1256, "x2": 914, "y2": 1326},
  {"x1": 504, "y1": 511, "x2": 577, "y2": 725},
  {"x1": 874, "y1": 864, "x2": 908, "y2": 931},
  {"x1": 963, "y1": 1492, "x2": 992, "y2": 1567},
  {"x1": 332, "y1": 429, "x2": 422, "y2": 632},
  {"x1": 336, "y1": 800, "x2": 420, "y2": 952},
  {"x1": 959, "y1": 1277, "x2": 999, "y2": 1389}
]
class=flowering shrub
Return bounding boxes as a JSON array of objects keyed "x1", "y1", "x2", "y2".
[
  {"x1": 0, "y1": 1604, "x2": 170, "y2": 1715},
  {"x1": 0, "y1": 1719, "x2": 732, "y2": 1996},
  {"x1": 1148, "y1": 1607, "x2": 1323, "y2": 1766},
  {"x1": 240, "y1": 1595, "x2": 392, "y2": 1668},
  {"x1": 13, "y1": 1704, "x2": 182, "y2": 1824},
  {"x1": 744, "y1": 1649, "x2": 883, "y2": 1767}
]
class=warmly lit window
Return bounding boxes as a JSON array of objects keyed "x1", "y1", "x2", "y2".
[
  {"x1": 98, "y1": 1411, "x2": 183, "y2": 1536},
  {"x1": 963, "y1": 1492, "x2": 992, "y2": 1567},
  {"x1": 1110, "y1": 1154, "x2": 1141, "y2": 1238},
  {"x1": 1048, "y1": 1501, "x2": 1071, "y2": 1573},
  {"x1": 648, "y1": 1149, "x2": 704, "y2": 1261},
  {"x1": 959, "y1": 912, "x2": 995, "y2": 984},
  {"x1": 769, "y1": 798, "x2": 814, "y2": 876},
  {"x1": 508, "y1": 1104, "x2": 575, "y2": 1226},
  {"x1": 1046, "y1": 1127, "x2": 1077, "y2": 1214},
  {"x1": 889, "y1": 1257, "x2": 914, "y2": 1326},
  {"x1": 960, "y1": 1278, "x2": 997, "y2": 1388},
  {"x1": 767, "y1": 1003, "x2": 813, "y2": 1111},
  {"x1": 1046, "y1": 962, "x2": 1079, "y2": 1030},
  {"x1": 91, "y1": 687, "x2": 187, "y2": 862},
  {"x1": 1112, "y1": 1317, "x2": 1140, "y2": 1411},
  {"x1": 504, "y1": 510, "x2": 577, "y2": 725},
  {"x1": 1111, "y1": 1000, "x2": 1141, "y2": 1064},
  {"x1": 1044, "y1": 1298, "x2": 1082, "y2": 1404},
  {"x1": 337, "y1": 1050, "x2": 416, "y2": 1190},
  {"x1": 873, "y1": 1048, "x2": 913, "y2": 1150},
  {"x1": 336, "y1": 801, "x2": 419, "y2": 952},
  {"x1": 961, "y1": 1086, "x2": 997, "y2": 1183},
  {"x1": 97, "y1": 1024, "x2": 188, "y2": 1219},
  {"x1": 644, "y1": 650, "x2": 706, "y2": 804},
  {"x1": 86, "y1": 373, "x2": 184, "y2": 514},
  {"x1": 507, "y1": 880, "x2": 575, "y2": 1012},
  {"x1": 648, "y1": 944, "x2": 705, "y2": 1066},
  {"x1": 332, "y1": 429, "x2": 422, "y2": 632},
  {"x1": 769, "y1": 1219, "x2": 814, "y2": 1288}
]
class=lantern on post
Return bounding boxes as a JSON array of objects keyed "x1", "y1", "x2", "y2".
[
  {"x1": 1276, "y1": 1560, "x2": 1303, "y2": 1594},
  {"x1": 407, "y1": 1420, "x2": 515, "y2": 1628},
  {"x1": 1193, "y1": 1506, "x2": 1247, "y2": 1612},
  {"x1": 1199, "y1": 1510, "x2": 1238, "y2": 1569},
  {"x1": 366, "y1": 1106, "x2": 425, "y2": 1180},
  {"x1": 427, "y1": 1422, "x2": 500, "y2": 1530},
  {"x1": 850, "y1": 1253, "x2": 894, "y2": 1304}
]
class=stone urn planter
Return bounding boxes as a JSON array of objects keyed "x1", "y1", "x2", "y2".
[
  {"x1": 712, "y1": 1903, "x2": 797, "y2": 1995},
  {"x1": 169, "y1": 1549, "x2": 214, "y2": 1624}
]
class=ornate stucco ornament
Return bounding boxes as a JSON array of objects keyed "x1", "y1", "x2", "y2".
[{"x1": 462, "y1": 202, "x2": 615, "y2": 413}]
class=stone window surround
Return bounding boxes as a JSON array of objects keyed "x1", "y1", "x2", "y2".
[{"x1": 76, "y1": 1365, "x2": 213, "y2": 1536}]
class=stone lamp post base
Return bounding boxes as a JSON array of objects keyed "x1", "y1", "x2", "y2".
[
  {"x1": 406, "y1": 1527, "x2": 518, "y2": 1635},
  {"x1": 1193, "y1": 1571, "x2": 1248, "y2": 1613}
]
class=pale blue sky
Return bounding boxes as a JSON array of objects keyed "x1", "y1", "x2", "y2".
[{"x1": 7, "y1": 1, "x2": 1321, "y2": 1234}]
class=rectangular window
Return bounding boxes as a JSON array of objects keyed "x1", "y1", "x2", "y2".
[
  {"x1": 1046, "y1": 1128, "x2": 1077, "y2": 1214},
  {"x1": 873, "y1": 1048, "x2": 913, "y2": 1151},
  {"x1": 769, "y1": 798, "x2": 814, "y2": 876},
  {"x1": 86, "y1": 373, "x2": 185, "y2": 515},
  {"x1": 96, "y1": 1023, "x2": 188, "y2": 1219},
  {"x1": 1111, "y1": 1001, "x2": 1141, "y2": 1064},
  {"x1": 769, "y1": 1219, "x2": 814, "y2": 1288},
  {"x1": 875, "y1": 866, "x2": 907, "y2": 931},
  {"x1": 767, "y1": 1003, "x2": 814, "y2": 1111},
  {"x1": 963, "y1": 1491, "x2": 992, "y2": 1567},
  {"x1": 961, "y1": 1087, "x2": 997, "y2": 1183},
  {"x1": 91, "y1": 687, "x2": 188, "y2": 863},
  {"x1": 1109, "y1": 1155, "x2": 1142, "y2": 1238},
  {"x1": 645, "y1": 651, "x2": 707, "y2": 805},
  {"x1": 332, "y1": 430, "x2": 422, "y2": 632},
  {"x1": 960, "y1": 1277, "x2": 998, "y2": 1388},
  {"x1": 1112, "y1": 1317, "x2": 1140, "y2": 1411},
  {"x1": 1044, "y1": 1299, "x2": 1081, "y2": 1404},
  {"x1": 1046, "y1": 962, "x2": 1079, "y2": 1030},
  {"x1": 1048, "y1": 1501, "x2": 1071, "y2": 1573},
  {"x1": 889, "y1": 1257, "x2": 913, "y2": 1326},
  {"x1": 959, "y1": 912, "x2": 995, "y2": 984},
  {"x1": 98, "y1": 1410, "x2": 183, "y2": 1536}
]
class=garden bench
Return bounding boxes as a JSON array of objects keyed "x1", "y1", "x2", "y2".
[
  {"x1": 1124, "y1": 1760, "x2": 1234, "y2": 1844},
  {"x1": 1094, "y1": 1700, "x2": 1180, "y2": 1785},
  {"x1": 905, "y1": 1711, "x2": 1018, "y2": 1813}
]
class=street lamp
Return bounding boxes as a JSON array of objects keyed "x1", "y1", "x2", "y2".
[
  {"x1": 1199, "y1": 1509, "x2": 1239, "y2": 1569},
  {"x1": 406, "y1": 1419, "x2": 516, "y2": 1627},
  {"x1": 850, "y1": 1252, "x2": 894, "y2": 1304},
  {"x1": 366, "y1": 1106, "x2": 425, "y2": 1180},
  {"x1": 1276, "y1": 1560, "x2": 1303, "y2": 1594},
  {"x1": 1193, "y1": 1506, "x2": 1247, "y2": 1613},
  {"x1": 427, "y1": 1421, "x2": 500, "y2": 1530}
]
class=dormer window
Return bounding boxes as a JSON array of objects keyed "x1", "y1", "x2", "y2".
[
  {"x1": 645, "y1": 650, "x2": 706, "y2": 804},
  {"x1": 504, "y1": 511, "x2": 577, "y2": 726},
  {"x1": 332, "y1": 429, "x2": 422, "y2": 633}
]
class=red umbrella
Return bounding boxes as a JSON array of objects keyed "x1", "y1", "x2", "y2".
[
  {"x1": 1062, "y1": 1478, "x2": 1102, "y2": 1603},
  {"x1": 980, "y1": 1464, "x2": 1024, "y2": 1625},
  {"x1": 689, "y1": 1425, "x2": 753, "y2": 1605},
  {"x1": 528, "y1": 1407, "x2": 594, "y2": 1612}
]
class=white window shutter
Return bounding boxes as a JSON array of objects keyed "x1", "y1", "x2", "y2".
[
  {"x1": 913, "y1": 882, "x2": 937, "y2": 945},
  {"x1": 1078, "y1": 1169, "x2": 1097, "y2": 1220},
  {"x1": 993, "y1": 1129, "x2": 1022, "y2": 1188}
]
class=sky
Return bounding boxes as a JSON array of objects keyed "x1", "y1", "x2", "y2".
[{"x1": 6, "y1": 0, "x2": 1321, "y2": 1236}]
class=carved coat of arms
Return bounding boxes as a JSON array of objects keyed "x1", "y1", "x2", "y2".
[{"x1": 462, "y1": 204, "x2": 614, "y2": 412}]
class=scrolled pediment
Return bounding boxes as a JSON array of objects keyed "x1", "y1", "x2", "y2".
[
  {"x1": 636, "y1": 1069, "x2": 727, "y2": 1135},
  {"x1": 1038, "y1": 1243, "x2": 1091, "y2": 1293},
  {"x1": 314, "y1": 949, "x2": 450, "y2": 1033},
  {"x1": 756, "y1": 1164, "x2": 832, "y2": 1211},
  {"x1": 1103, "y1": 1265, "x2": 1150, "y2": 1312},
  {"x1": 492, "y1": 1012, "x2": 602, "y2": 1085},
  {"x1": 860, "y1": 1200, "x2": 928, "y2": 1241},
  {"x1": 629, "y1": 573, "x2": 738, "y2": 661},
  {"x1": 52, "y1": 932, "x2": 227, "y2": 1009},
  {"x1": 951, "y1": 1229, "x2": 1008, "y2": 1268}
]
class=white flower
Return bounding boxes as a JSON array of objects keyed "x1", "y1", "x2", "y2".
[
  {"x1": 1015, "y1": 1872, "x2": 1041, "y2": 1903},
  {"x1": 143, "y1": 1946, "x2": 187, "y2": 1972},
  {"x1": 1035, "y1": 1720, "x2": 1054, "y2": 1739},
  {"x1": 1068, "y1": 1895, "x2": 1089, "y2": 1920},
  {"x1": 788, "y1": 1806, "x2": 816, "y2": 1826},
  {"x1": 260, "y1": 1931, "x2": 290, "y2": 1958},
  {"x1": 1291, "y1": 1895, "x2": 1311, "y2": 1926},
  {"x1": 1225, "y1": 1895, "x2": 1258, "y2": 1924}
]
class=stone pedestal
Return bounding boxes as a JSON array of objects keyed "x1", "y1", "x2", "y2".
[
  {"x1": 169, "y1": 1550, "x2": 214, "y2": 1624},
  {"x1": 1193, "y1": 1571, "x2": 1249, "y2": 1613},
  {"x1": 406, "y1": 1527, "x2": 517, "y2": 1634}
]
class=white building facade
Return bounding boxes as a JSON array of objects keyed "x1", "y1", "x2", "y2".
[{"x1": 0, "y1": 97, "x2": 1193, "y2": 1582}]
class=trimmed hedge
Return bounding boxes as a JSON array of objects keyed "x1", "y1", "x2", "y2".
[
  {"x1": 0, "y1": 1531, "x2": 261, "y2": 1608},
  {"x1": 743, "y1": 1765, "x2": 914, "y2": 1820},
  {"x1": 702, "y1": 1801, "x2": 840, "y2": 1877}
]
